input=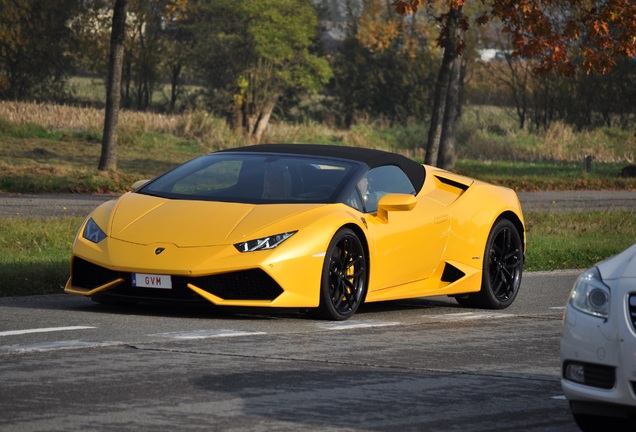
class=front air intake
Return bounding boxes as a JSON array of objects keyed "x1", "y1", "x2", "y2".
[
  {"x1": 72, "y1": 257, "x2": 121, "y2": 289},
  {"x1": 72, "y1": 258, "x2": 283, "y2": 302},
  {"x1": 191, "y1": 269, "x2": 283, "y2": 301}
]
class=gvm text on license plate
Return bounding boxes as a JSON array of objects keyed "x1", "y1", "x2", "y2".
[{"x1": 132, "y1": 273, "x2": 172, "y2": 289}]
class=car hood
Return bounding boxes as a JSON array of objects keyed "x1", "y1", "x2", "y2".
[
  {"x1": 598, "y1": 243, "x2": 636, "y2": 281},
  {"x1": 107, "y1": 193, "x2": 322, "y2": 247}
]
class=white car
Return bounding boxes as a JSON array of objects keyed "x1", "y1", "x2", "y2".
[{"x1": 561, "y1": 244, "x2": 636, "y2": 431}]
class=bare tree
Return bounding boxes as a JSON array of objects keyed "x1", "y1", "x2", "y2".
[
  {"x1": 394, "y1": 0, "x2": 636, "y2": 166},
  {"x1": 426, "y1": 5, "x2": 463, "y2": 169},
  {"x1": 99, "y1": 0, "x2": 129, "y2": 172},
  {"x1": 483, "y1": 34, "x2": 534, "y2": 130}
]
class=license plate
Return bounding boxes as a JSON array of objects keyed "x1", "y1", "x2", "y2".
[{"x1": 132, "y1": 273, "x2": 172, "y2": 289}]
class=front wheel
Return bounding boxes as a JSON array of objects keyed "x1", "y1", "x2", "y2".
[
  {"x1": 456, "y1": 218, "x2": 523, "y2": 309},
  {"x1": 315, "y1": 228, "x2": 367, "y2": 320}
]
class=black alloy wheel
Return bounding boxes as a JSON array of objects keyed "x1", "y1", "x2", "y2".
[
  {"x1": 456, "y1": 218, "x2": 523, "y2": 309},
  {"x1": 316, "y1": 228, "x2": 367, "y2": 320}
]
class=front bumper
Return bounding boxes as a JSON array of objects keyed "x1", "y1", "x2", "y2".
[
  {"x1": 65, "y1": 233, "x2": 326, "y2": 308},
  {"x1": 561, "y1": 298, "x2": 636, "y2": 418}
]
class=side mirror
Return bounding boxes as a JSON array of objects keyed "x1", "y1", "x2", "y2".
[
  {"x1": 131, "y1": 179, "x2": 150, "y2": 190},
  {"x1": 377, "y1": 193, "x2": 417, "y2": 222}
]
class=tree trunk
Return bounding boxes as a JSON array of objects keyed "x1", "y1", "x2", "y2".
[
  {"x1": 123, "y1": 50, "x2": 131, "y2": 107},
  {"x1": 425, "y1": 6, "x2": 462, "y2": 166},
  {"x1": 437, "y1": 55, "x2": 462, "y2": 170},
  {"x1": 169, "y1": 63, "x2": 181, "y2": 112},
  {"x1": 251, "y1": 100, "x2": 276, "y2": 144},
  {"x1": 99, "y1": 0, "x2": 129, "y2": 172},
  {"x1": 425, "y1": 60, "x2": 449, "y2": 166}
]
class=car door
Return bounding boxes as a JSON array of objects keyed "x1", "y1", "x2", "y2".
[{"x1": 358, "y1": 166, "x2": 450, "y2": 292}]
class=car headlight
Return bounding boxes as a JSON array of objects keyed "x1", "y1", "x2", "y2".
[
  {"x1": 234, "y1": 231, "x2": 297, "y2": 252},
  {"x1": 83, "y1": 218, "x2": 107, "y2": 243},
  {"x1": 569, "y1": 267, "x2": 610, "y2": 319}
]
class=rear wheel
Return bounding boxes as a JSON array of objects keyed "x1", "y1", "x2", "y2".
[
  {"x1": 456, "y1": 218, "x2": 523, "y2": 309},
  {"x1": 316, "y1": 228, "x2": 367, "y2": 320}
]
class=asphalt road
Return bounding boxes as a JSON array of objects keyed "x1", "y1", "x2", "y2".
[
  {"x1": 0, "y1": 190, "x2": 635, "y2": 218},
  {"x1": 0, "y1": 270, "x2": 580, "y2": 432},
  {"x1": 1, "y1": 191, "x2": 633, "y2": 430}
]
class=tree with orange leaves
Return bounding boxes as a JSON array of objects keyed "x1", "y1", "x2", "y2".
[
  {"x1": 393, "y1": 0, "x2": 636, "y2": 169},
  {"x1": 394, "y1": 0, "x2": 636, "y2": 73}
]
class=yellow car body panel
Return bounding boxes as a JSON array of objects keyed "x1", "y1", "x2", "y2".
[{"x1": 363, "y1": 168, "x2": 525, "y2": 302}]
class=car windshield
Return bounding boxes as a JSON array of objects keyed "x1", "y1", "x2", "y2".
[{"x1": 138, "y1": 153, "x2": 359, "y2": 204}]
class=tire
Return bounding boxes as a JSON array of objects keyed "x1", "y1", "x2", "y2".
[
  {"x1": 455, "y1": 218, "x2": 523, "y2": 309},
  {"x1": 316, "y1": 228, "x2": 368, "y2": 320},
  {"x1": 572, "y1": 412, "x2": 636, "y2": 432}
]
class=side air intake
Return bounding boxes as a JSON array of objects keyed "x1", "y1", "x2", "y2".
[{"x1": 441, "y1": 263, "x2": 466, "y2": 283}]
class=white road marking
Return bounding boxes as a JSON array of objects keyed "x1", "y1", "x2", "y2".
[
  {"x1": 423, "y1": 312, "x2": 514, "y2": 322},
  {"x1": 551, "y1": 395, "x2": 567, "y2": 400},
  {"x1": 0, "y1": 340, "x2": 118, "y2": 353},
  {"x1": 550, "y1": 306, "x2": 566, "y2": 310},
  {"x1": 316, "y1": 320, "x2": 401, "y2": 331},
  {"x1": 0, "y1": 326, "x2": 96, "y2": 337},
  {"x1": 149, "y1": 329, "x2": 267, "y2": 340}
]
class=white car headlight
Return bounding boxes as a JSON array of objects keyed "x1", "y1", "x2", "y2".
[
  {"x1": 569, "y1": 267, "x2": 610, "y2": 319},
  {"x1": 83, "y1": 218, "x2": 107, "y2": 243},
  {"x1": 234, "y1": 231, "x2": 297, "y2": 252}
]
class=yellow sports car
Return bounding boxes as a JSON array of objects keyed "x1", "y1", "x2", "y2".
[{"x1": 65, "y1": 144, "x2": 525, "y2": 320}]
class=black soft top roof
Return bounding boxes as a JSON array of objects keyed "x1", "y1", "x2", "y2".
[{"x1": 220, "y1": 144, "x2": 426, "y2": 193}]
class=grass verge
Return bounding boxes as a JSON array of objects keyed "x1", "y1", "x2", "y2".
[
  {"x1": 0, "y1": 217, "x2": 82, "y2": 297},
  {"x1": 525, "y1": 211, "x2": 636, "y2": 271},
  {"x1": 1, "y1": 212, "x2": 634, "y2": 297},
  {"x1": 455, "y1": 159, "x2": 636, "y2": 191},
  {"x1": 2, "y1": 101, "x2": 635, "y2": 194}
]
